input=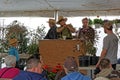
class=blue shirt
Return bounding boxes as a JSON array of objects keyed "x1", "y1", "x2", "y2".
[
  {"x1": 61, "y1": 72, "x2": 91, "y2": 80},
  {"x1": 8, "y1": 46, "x2": 19, "y2": 61},
  {"x1": 13, "y1": 70, "x2": 47, "y2": 80}
]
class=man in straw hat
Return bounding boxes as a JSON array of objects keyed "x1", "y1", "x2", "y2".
[
  {"x1": 56, "y1": 16, "x2": 75, "y2": 39},
  {"x1": 44, "y1": 19, "x2": 58, "y2": 39},
  {"x1": 94, "y1": 21, "x2": 118, "y2": 75},
  {"x1": 8, "y1": 38, "x2": 20, "y2": 68}
]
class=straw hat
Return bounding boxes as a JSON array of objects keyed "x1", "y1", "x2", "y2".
[
  {"x1": 47, "y1": 19, "x2": 56, "y2": 24},
  {"x1": 57, "y1": 16, "x2": 67, "y2": 24},
  {"x1": 9, "y1": 38, "x2": 18, "y2": 45}
]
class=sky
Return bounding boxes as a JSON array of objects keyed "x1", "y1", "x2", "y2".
[{"x1": 0, "y1": 16, "x2": 120, "y2": 58}]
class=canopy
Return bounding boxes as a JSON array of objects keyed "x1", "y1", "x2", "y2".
[{"x1": 0, "y1": 0, "x2": 120, "y2": 17}]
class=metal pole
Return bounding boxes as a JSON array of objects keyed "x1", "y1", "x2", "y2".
[{"x1": 54, "y1": 10, "x2": 58, "y2": 21}]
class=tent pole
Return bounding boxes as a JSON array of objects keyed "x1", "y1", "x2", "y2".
[{"x1": 54, "y1": 10, "x2": 58, "y2": 21}]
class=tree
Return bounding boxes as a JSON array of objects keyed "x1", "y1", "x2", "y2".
[
  {"x1": 6, "y1": 20, "x2": 29, "y2": 54},
  {"x1": 27, "y1": 24, "x2": 46, "y2": 54}
]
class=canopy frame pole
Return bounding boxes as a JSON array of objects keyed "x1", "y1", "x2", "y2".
[{"x1": 54, "y1": 10, "x2": 58, "y2": 21}]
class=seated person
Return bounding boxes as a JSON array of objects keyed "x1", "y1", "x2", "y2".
[
  {"x1": 95, "y1": 58, "x2": 113, "y2": 77},
  {"x1": 57, "y1": 16, "x2": 75, "y2": 39},
  {"x1": 95, "y1": 58, "x2": 120, "y2": 79},
  {"x1": 61, "y1": 56, "x2": 91, "y2": 80},
  {"x1": 13, "y1": 54, "x2": 47, "y2": 80},
  {"x1": 0, "y1": 55, "x2": 20, "y2": 79}
]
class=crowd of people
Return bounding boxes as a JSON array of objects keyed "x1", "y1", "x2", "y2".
[{"x1": 0, "y1": 16, "x2": 119, "y2": 80}]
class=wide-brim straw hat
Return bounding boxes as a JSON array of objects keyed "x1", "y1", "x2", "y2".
[
  {"x1": 9, "y1": 38, "x2": 18, "y2": 45},
  {"x1": 57, "y1": 16, "x2": 67, "y2": 24},
  {"x1": 47, "y1": 19, "x2": 56, "y2": 24}
]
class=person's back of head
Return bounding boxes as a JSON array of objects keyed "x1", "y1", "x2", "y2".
[
  {"x1": 103, "y1": 21, "x2": 113, "y2": 31},
  {"x1": 62, "y1": 56, "x2": 91, "y2": 80},
  {"x1": 63, "y1": 56, "x2": 78, "y2": 74},
  {"x1": 99, "y1": 58, "x2": 111, "y2": 69},
  {"x1": 26, "y1": 54, "x2": 43, "y2": 74},
  {"x1": 26, "y1": 58, "x2": 40, "y2": 69},
  {"x1": 5, "y1": 55, "x2": 16, "y2": 67}
]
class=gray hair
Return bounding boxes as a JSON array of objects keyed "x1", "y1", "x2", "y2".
[
  {"x1": 26, "y1": 58, "x2": 40, "y2": 69},
  {"x1": 4, "y1": 55, "x2": 16, "y2": 67}
]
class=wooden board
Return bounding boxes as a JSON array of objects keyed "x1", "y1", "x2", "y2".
[{"x1": 39, "y1": 39, "x2": 86, "y2": 67}]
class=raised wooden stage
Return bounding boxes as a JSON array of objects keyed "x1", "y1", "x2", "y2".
[{"x1": 39, "y1": 39, "x2": 86, "y2": 67}]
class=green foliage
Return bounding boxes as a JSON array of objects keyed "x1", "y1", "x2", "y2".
[
  {"x1": 27, "y1": 24, "x2": 46, "y2": 54},
  {"x1": 0, "y1": 39, "x2": 8, "y2": 53},
  {"x1": 114, "y1": 19, "x2": 120, "y2": 24},
  {"x1": 5, "y1": 20, "x2": 29, "y2": 53},
  {"x1": 93, "y1": 18, "x2": 103, "y2": 24},
  {"x1": 86, "y1": 41, "x2": 97, "y2": 56},
  {"x1": 89, "y1": 18, "x2": 93, "y2": 25},
  {"x1": 27, "y1": 43, "x2": 39, "y2": 54},
  {"x1": 2, "y1": 21, "x2": 46, "y2": 55}
]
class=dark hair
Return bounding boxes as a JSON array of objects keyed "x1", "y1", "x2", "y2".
[
  {"x1": 28, "y1": 53, "x2": 40, "y2": 60},
  {"x1": 82, "y1": 18, "x2": 88, "y2": 22}
]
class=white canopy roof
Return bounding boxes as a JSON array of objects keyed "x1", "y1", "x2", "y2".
[{"x1": 0, "y1": 0, "x2": 120, "y2": 17}]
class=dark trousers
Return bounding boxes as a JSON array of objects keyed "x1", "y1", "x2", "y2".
[
  {"x1": 94, "y1": 64, "x2": 116, "y2": 75},
  {"x1": 15, "y1": 61, "x2": 19, "y2": 68}
]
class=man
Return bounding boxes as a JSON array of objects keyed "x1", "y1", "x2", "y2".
[
  {"x1": 78, "y1": 18, "x2": 95, "y2": 44},
  {"x1": 95, "y1": 21, "x2": 118, "y2": 75},
  {"x1": 0, "y1": 55, "x2": 20, "y2": 79},
  {"x1": 13, "y1": 54, "x2": 47, "y2": 80},
  {"x1": 44, "y1": 19, "x2": 58, "y2": 39},
  {"x1": 61, "y1": 56, "x2": 91, "y2": 80},
  {"x1": 57, "y1": 16, "x2": 75, "y2": 39}
]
